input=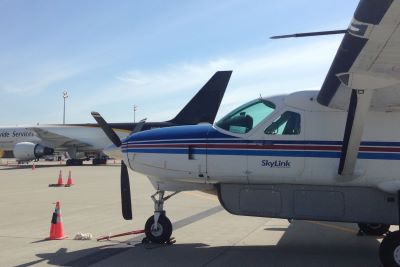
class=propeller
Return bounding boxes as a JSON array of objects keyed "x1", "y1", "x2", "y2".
[{"x1": 91, "y1": 111, "x2": 146, "y2": 220}]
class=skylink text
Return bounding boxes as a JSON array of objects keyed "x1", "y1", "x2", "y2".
[{"x1": 261, "y1": 160, "x2": 291, "y2": 168}]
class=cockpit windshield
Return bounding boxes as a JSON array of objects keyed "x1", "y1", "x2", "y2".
[{"x1": 216, "y1": 99, "x2": 276, "y2": 134}]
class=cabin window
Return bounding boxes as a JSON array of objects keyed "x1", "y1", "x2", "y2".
[
  {"x1": 264, "y1": 111, "x2": 301, "y2": 135},
  {"x1": 216, "y1": 99, "x2": 276, "y2": 134}
]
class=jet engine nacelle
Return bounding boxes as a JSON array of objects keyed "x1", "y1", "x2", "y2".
[{"x1": 13, "y1": 142, "x2": 54, "y2": 161}]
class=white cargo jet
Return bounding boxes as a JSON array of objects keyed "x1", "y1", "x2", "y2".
[
  {"x1": 0, "y1": 71, "x2": 232, "y2": 165},
  {"x1": 94, "y1": 1, "x2": 400, "y2": 266}
]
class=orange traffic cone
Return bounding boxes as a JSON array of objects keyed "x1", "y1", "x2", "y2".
[
  {"x1": 65, "y1": 170, "x2": 74, "y2": 186},
  {"x1": 32, "y1": 163, "x2": 35, "y2": 170},
  {"x1": 48, "y1": 201, "x2": 67, "y2": 240},
  {"x1": 57, "y1": 170, "x2": 64, "y2": 186}
]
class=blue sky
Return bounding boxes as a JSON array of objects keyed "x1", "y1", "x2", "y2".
[{"x1": 0, "y1": 0, "x2": 359, "y2": 125}]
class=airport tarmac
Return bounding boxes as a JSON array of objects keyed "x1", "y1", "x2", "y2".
[{"x1": 0, "y1": 160, "x2": 386, "y2": 266}]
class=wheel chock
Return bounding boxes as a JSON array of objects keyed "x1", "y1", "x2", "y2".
[{"x1": 167, "y1": 237, "x2": 176, "y2": 245}]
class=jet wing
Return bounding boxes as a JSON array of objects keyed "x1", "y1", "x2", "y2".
[
  {"x1": 314, "y1": 0, "x2": 400, "y2": 176},
  {"x1": 28, "y1": 127, "x2": 91, "y2": 149},
  {"x1": 317, "y1": 0, "x2": 400, "y2": 111}
]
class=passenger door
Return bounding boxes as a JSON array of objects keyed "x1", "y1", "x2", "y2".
[{"x1": 247, "y1": 110, "x2": 305, "y2": 184}]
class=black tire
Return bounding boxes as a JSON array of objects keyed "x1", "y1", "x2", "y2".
[
  {"x1": 358, "y1": 223, "x2": 390, "y2": 236},
  {"x1": 93, "y1": 158, "x2": 107, "y2": 165},
  {"x1": 145, "y1": 215, "x2": 172, "y2": 244},
  {"x1": 67, "y1": 159, "x2": 83, "y2": 166},
  {"x1": 380, "y1": 230, "x2": 400, "y2": 267}
]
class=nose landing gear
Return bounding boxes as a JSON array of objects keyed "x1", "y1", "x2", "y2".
[{"x1": 144, "y1": 191, "x2": 179, "y2": 244}]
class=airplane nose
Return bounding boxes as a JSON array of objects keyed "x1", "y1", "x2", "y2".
[{"x1": 103, "y1": 144, "x2": 123, "y2": 160}]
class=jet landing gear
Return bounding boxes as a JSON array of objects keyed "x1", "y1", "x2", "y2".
[
  {"x1": 92, "y1": 158, "x2": 107, "y2": 165},
  {"x1": 144, "y1": 191, "x2": 179, "y2": 244},
  {"x1": 66, "y1": 159, "x2": 83, "y2": 166}
]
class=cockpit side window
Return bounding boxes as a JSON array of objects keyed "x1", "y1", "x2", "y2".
[
  {"x1": 264, "y1": 111, "x2": 301, "y2": 135},
  {"x1": 216, "y1": 99, "x2": 276, "y2": 134}
]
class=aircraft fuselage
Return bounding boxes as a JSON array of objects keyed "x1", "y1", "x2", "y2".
[{"x1": 121, "y1": 90, "x2": 400, "y2": 225}]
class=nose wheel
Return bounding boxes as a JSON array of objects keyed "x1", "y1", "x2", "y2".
[
  {"x1": 145, "y1": 213, "x2": 172, "y2": 243},
  {"x1": 144, "y1": 190, "x2": 179, "y2": 244}
]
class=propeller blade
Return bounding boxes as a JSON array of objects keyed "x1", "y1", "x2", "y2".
[
  {"x1": 91, "y1": 114, "x2": 145, "y2": 221},
  {"x1": 132, "y1": 118, "x2": 147, "y2": 134},
  {"x1": 121, "y1": 161, "x2": 132, "y2": 220},
  {"x1": 91, "y1": 111, "x2": 122, "y2": 147}
]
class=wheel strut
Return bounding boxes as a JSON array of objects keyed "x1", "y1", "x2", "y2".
[{"x1": 150, "y1": 191, "x2": 180, "y2": 229}]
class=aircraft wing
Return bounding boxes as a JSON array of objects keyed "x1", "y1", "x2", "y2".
[
  {"x1": 317, "y1": 0, "x2": 400, "y2": 110},
  {"x1": 316, "y1": 0, "x2": 400, "y2": 176},
  {"x1": 28, "y1": 127, "x2": 91, "y2": 148}
]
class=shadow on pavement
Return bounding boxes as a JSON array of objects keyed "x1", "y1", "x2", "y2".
[{"x1": 18, "y1": 220, "x2": 382, "y2": 267}]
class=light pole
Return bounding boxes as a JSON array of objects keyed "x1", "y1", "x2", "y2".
[
  {"x1": 63, "y1": 91, "x2": 69, "y2": 124},
  {"x1": 133, "y1": 104, "x2": 137, "y2": 123}
]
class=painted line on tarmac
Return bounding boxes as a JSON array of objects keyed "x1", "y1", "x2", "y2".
[
  {"x1": 307, "y1": 221, "x2": 358, "y2": 234},
  {"x1": 63, "y1": 205, "x2": 224, "y2": 266}
]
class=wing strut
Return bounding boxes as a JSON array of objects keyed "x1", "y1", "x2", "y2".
[{"x1": 337, "y1": 74, "x2": 374, "y2": 176}]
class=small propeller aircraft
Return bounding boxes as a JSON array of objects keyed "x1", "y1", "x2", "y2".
[{"x1": 94, "y1": 0, "x2": 400, "y2": 266}]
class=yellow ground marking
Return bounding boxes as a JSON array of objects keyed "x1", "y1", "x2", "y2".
[
  {"x1": 184, "y1": 191, "x2": 219, "y2": 202},
  {"x1": 307, "y1": 220, "x2": 358, "y2": 234}
]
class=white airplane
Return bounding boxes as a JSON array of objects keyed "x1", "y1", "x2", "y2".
[
  {"x1": 94, "y1": 0, "x2": 400, "y2": 266},
  {"x1": 0, "y1": 71, "x2": 232, "y2": 165}
]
